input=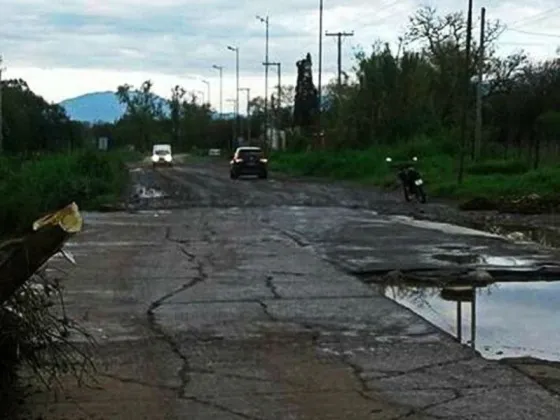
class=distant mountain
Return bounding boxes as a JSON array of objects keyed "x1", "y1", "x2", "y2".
[
  {"x1": 59, "y1": 91, "x2": 228, "y2": 123},
  {"x1": 59, "y1": 91, "x2": 129, "y2": 123}
]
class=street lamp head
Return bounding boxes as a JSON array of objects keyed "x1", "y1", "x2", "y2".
[
  {"x1": 212, "y1": 64, "x2": 222, "y2": 69},
  {"x1": 227, "y1": 46, "x2": 236, "y2": 51}
]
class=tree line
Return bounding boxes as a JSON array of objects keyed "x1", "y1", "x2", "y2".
[
  {"x1": 318, "y1": 7, "x2": 560, "y2": 169},
  {"x1": 1, "y1": 6, "x2": 558, "y2": 166},
  {"x1": 0, "y1": 79, "x2": 86, "y2": 155}
]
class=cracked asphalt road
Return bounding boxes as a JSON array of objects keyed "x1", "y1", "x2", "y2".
[{"x1": 26, "y1": 160, "x2": 560, "y2": 419}]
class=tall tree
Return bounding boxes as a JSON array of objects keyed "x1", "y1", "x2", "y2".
[
  {"x1": 293, "y1": 53, "x2": 319, "y2": 137},
  {"x1": 1, "y1": 79, "x2": 83, "y2": 154},
  {"x1": 116, "y1": 80, "x2": 165, "y2": 151},
  {"x1": 169, "y1": 85, "x2": 186, "y2": 148}
]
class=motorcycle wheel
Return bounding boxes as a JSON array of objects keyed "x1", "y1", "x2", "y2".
[
  {"x1": 416, "y1": 186, "x2": 427, "y2": 203},
  {"x1": 403, "y1": 185, "x2": 411, "y2": 202}
]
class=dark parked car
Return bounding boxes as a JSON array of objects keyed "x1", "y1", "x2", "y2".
[{"x1": 230, "y1": 147, "x2": 268, "y2": 179}]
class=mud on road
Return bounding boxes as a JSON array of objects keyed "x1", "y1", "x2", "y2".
[{"x1": 24, "y1": 159, "x2": 560, "y2": 419}]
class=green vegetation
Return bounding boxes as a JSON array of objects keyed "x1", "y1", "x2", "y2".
[
  {"x1": 0, "y1": 150, "x2": 130, "y2": 238},
  {"x1": 268, "y1": 7, "x2": 560, "y2": 201},
  {"x1": 270, "y1": 144, "x2": 560, "y2": 200},
  {"x1": 271, "y1": 146, "x2": 560, "y2": 200},
  {"x1": 0, "y1": 79, "x2": 123, "y2": 408},
  {"x1": 0, "y1": 78, "x2": 141, "y2": 237},
  {"x1": 3, "y1": 7, "x2": 558, "y2": 207},
  {"x1": 83, "y1": 7, "x2": 560, "y2": 202}
]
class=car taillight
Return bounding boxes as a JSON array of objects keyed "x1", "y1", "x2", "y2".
[
  {"x1": 260, "y1": 158, "x2": 268, "y2": 163},
  {"x1": 234, "y1": 158, "x2": 243, "y2": 163}
]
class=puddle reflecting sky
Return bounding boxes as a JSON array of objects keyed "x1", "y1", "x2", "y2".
[{"x1": 382, "y1": 281, "x2": 560, "y2": 361}]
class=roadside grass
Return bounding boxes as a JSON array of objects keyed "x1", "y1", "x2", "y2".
[
  {"x1": 269, "y1": 136, "x2": 560, "y2": 200},
  {"x1": 0, "y1": 149, "x2": 131, "y2": 237}
]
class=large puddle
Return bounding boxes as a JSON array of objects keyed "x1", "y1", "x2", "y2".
[{"x1": 380, "y1": 280, "x2": 560, "y2": 361}]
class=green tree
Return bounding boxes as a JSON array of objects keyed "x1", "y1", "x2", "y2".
[
  {"x1": 169, "y1": 85, "x2": 186, "y2": 148},
  {"x1": 116, "y1": 80, "x2": 165, "y2": 151},
  {"x1": 293, "y1": 53, "x2": 319, "y2": 138},
  {"x1": 1, "y1": 79, "x2": 84, "y2": 155}
]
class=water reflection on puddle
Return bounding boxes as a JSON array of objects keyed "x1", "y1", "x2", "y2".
[{"x1": 381, "y1": 281, "x2": 560, "y2": 361}]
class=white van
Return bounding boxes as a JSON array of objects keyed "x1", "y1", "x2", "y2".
[{"x1": 151, "y1": 144, "x2": 173, "y2": 167}]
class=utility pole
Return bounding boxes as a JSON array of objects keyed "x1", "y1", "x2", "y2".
[
  {"x1": 263, "y1": 62, "x2": 281, "y2": 119},
  {"x1": 239, "y1": 88, "x2": 251, "y2": 143},
  {"x1": 201, "y1": 79, "x2": 210, "y2": 106},
  {"x1": 474, "y1": 7, "x2": 486, "y2": 161},
  {"x1": 226, "y1": 98, "x2": 237, "y2": 150},
  {"x1": 326, "y1": 31, "x2": 354, "y2": 86},
  {"x1": 318, "y1": 0, "x2": 323, "y2": 132},
  {"x1": 458, "y1": 0, "x2": 473, "y2": 184},
  {"x1": 257, "y1": 15, "x2": 269, "y2": 148},
  {"x1": 263, "y1": 61, "x2": 282, "y2": 149},
  {"x1": 212, "y1": 65, "x2": 223, "y2": 116},
  {"x1": 0, "y1": 55, "x2": 4, "y2": 154},
  {"x1": 227, "y1": 45, "x2": 239, "y2": 149}
]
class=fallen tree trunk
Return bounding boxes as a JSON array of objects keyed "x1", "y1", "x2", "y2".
[{"x1": 0, "y1": 202, "x2": 82, "y2": 304}]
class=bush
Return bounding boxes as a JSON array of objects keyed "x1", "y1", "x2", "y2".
[
  {"x1": 0, "y1": 150, "x2": 129, "y2": 238},
  {"x1": 271, "y1": 135, "x2": 560, "y2": 201},
  {"x1": 467, "y1": 159, "x2": 530, "y2": 175}
]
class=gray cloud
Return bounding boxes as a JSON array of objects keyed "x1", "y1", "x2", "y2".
[{"x1": 1, "y1": 0, "x2": 558, "y2": 89}]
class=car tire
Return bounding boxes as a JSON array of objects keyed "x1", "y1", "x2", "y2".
[
  {"x1": 259, "y1": 171, "x2": 268, "y2": 179},
  {"x1": 230, "y1": 171, "x2": 238, "y2": 179}
]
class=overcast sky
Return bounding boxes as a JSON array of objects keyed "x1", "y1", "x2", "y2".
[{"x1": 1, "y1": 0, "x2": 559, "y2": 111}]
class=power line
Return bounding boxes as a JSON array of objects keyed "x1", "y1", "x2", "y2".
[
  {"x1": 505, "y1": 28, "x2": 560, "y2": 38},
  {"x1": 355, "y1": 0, "x2": 410, "y2": 30},
  {"x1": 500, "y1": 41, "x2": 554, "y2": 46},
  {"x1": 508, "y1": 6, "x2": 560, "y2": 28}
]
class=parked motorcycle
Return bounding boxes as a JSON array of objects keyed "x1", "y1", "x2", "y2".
[{"x1": 386, "y1": 156, "x2": 427, "y2": 203}]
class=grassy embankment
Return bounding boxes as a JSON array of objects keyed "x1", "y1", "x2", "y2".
[
  {"x1": 269, "y1": 136, "x2": 560, "y2": 202},
  {"x1": 0, "y1": 149, "x2": 139, "y2": 238}
]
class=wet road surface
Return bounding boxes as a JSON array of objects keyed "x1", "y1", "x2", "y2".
[
  {"x1": 27, "y1": 161, "x2": 560, "y2": 419},
  {"x1": 383, "y1": 281, "x2": 560, "y2": 360}
]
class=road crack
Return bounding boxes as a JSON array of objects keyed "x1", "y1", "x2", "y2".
[
  {"x1": 147, "y1": 245, "x2": 207, "y2": 314},
  {"x1": 278, "y1": 229, "x2": 311, "y2": 248},
  {"x1": 145, "y1": 239, "x2": 210, "y2": 400},
  {"x1": 147, "y1": 277, "x2": 203, "y2": 314},
  {"x1": 98, "y1": 373, "x2": 178, "y2": 391},
  {"x1": 182, "y1": 395, "x2": 263, "y2": 419},
  {"x1": 257, "y1": 301, "x2": 277, "y2": 321},
  {"x1": 265, "y1": 275, "x2": 280, "y2": 299},
  {"x1": 374, "y1": 356, "x2": 476, "y2": 380}
]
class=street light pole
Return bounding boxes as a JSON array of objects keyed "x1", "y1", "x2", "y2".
[
  {"x1": 227, "y1": 46, "x2": 239, "y2": 149},
  {"x1": 195, "y1": 90, "x2": 204, "y2": 104},
  {"x1": 201, "y1": 79, "x2": 210, "y2": 106},
  {"x1": 266, "y1": 62, "x2": 281, "y2": 112},
  {"x1": 212, "y1": 64, "x2": 223, "y2": 116},
  {"x1": 263, "y1": 62, "x2": 281, "y2": 127},
  {"x1": 226, "y1": 98, "x2": 237, "y2": 150},
  {"x1": 239, "y1": 88, "x2": 251, "y2": 143},
  {"x1": 257, "y1": 15, "x2": 269, "y2": 147},
  {"x1": 318, "y1": 0, "x2": 323, "y2": 133}
]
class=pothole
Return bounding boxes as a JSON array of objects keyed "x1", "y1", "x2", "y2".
[
  {"x1": 132, "y1": 185, "x2": 167, "y2": 199},
  {"x1": 379, "y1": 277, "x2": 560, "y2": 362}
]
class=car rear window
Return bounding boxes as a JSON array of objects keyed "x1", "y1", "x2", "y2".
[
  {"x1": 155, "y1": 150, "x2": 169, "y2": 155},
  {"x1": 238, "y1": 149, "x2": 262, "y2": 159}
]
